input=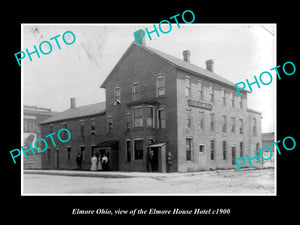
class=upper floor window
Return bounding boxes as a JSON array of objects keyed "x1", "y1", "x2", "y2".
[
  {"x1": 198, "y1": 81, "x2": 203, "y2": 100},
  {"x1": 114, "y1": 87, "x2": 121, "y2": 105},
  {"x1": 222, "y1": 89, "x2": 226, "y2": 105},
  {"x1": 156, "y1": 76, "x2": 165, "y2": 97},
  {"x1": 107, "y1": 116, "x2": 113, "y2": 133},
  {"x1": 239, "y1": 96, "x2": 243, "y2": 109},
  {"x1": 146, "y1": 106, "x2": 154, "y2": 128},
  {"x1": 133, "y1": 107, "x2": 143, "y2": 128},
  {"x1": 62, "y1": 122, "x2": 67, "y2": 139},
  {"x1": 222, "y1": 115, "x2": 227, "y2": 132},
  {"x1": 185, "y1": 77, "x2": 191, "y2": 97},
  {"x1": 132, "y1": 82, "x2": 139, "y2": 101},
  {"x1": 90, "y1": 118, "x2": 96, "y2": 134},
  {"x1": 79, "y1": 120, "x2": 84, "y2": 135},
  {"x1": 209, "y1": 85, "x2": 214, "y2": 102},
  {"x1": 239, "y1": 118, "x2": 243, "y2": 134},
  {"x1": 231, "y1": 92, "x2": 235, "y2": 107},
  {"x1": 231, "y1": 117, "x2": 235, "y2": 133}
]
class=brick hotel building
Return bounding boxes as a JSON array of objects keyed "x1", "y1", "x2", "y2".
[{"x1": 40, "y1": 34, "x2": 262, "y2": 172}]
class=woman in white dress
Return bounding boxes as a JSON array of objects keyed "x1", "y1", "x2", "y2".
[{"x1": 90, "y1": 154, "x2": 98, "y2": 171}]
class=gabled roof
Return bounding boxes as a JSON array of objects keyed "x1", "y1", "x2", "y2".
[
  {"x1": 39, "y1": 102, "x2": 106, "y2": 124},
  {"x1": 101, "y1": 41, "x2": 248, "y2": 92}
]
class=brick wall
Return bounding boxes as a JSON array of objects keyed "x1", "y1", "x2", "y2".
[
  {"x1": 176, "y1": 68, "x2": 256, "y2": 172},
  {"x1": 40, "y1": 113, "x2": 106, "y2": 170},
  {"x1": 104, "y1": 44, "x2": 178, "y2": 172}
]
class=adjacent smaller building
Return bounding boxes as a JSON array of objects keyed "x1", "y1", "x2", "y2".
[{"x1": 39, "y1": 99, "x2": 107, "y2": 170}]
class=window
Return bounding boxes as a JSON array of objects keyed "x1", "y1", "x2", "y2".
[
  {"x1": 231, "y1": 117, "x2": 235, "y2": 133},
  {"x1": 62, "y1": 122, "x2": 67, "y2": 139},
  {"x1": 222, "y1": 115, "x2": 227, "y2": 132},
  {"x1": 114, "y1": 87, "x2": 121, "y2": 104},
  {"x1": 210, "y1": 113, "x2": 215, "y2": 131},
  {"x1": 126, "y1": 113, "x2": 130, "y2": 132},
  {"x1": 239, "y1": 96, "x2": 242, "y2": 109},
  {"x1": 199, "y1": 111, "x2": 204, "y2": 130},
  {"x1": 240, "y1": 142, "x2": 244, "y2": 157},
  {"x1": 210, "y1": 139, "x2": 215, "y2": 160},
  {"x1": 186, "y1": 108, "x2": 192, "y2": 128},
  {"x1": 231, "y1": 92, "x2": 235, "y2": 107},
  {"x1": 132, "y1": 82, "x2": 139, "y2": 101},
  {"x1": 67, "y1": 146, "x2": 71, "y2": 160},
  {"x1": 253, "y1": 118, "x2": 257, "y2": 136},
  {"x1": 223, "y1": 141, "x2": 227, "y2": 160},
  {"x1": 186, "y1": 138, "x2": 193, "y2": 161},
  {"x1": 199, "y1": 144, "x2": 204, "y2": 153},
  {"x1": 239, "y1": 118, "x2": 243, "y2": 134},
  {"x1": 146, "y1": 106, "x2": 154, "y2": 128},
  {"x1": 134, "y1": 139, "x2": 143, "y2": 160},
  {"x1": 90, "y1": 118, "x2": 96, "y2": 134},
  {"x1": 222, "y1": 89, "x2": 226, "y2": 105},
  {"x1": 126, "y1": 140, "x2": 131, "y2": 162},
  {"x1": 185, "y1": 77, "x2": 191, "y2": 97},
  {"x1": 158, "y1": 108, "x2": 166, "y2": 128},
  {"x1": 49, "y1": 124, "x2": 53, "y2": 133},
  {"x1": 209, "y1": 85, "x2": 214, "y2": 102},
  {"x1": 156, "y1": 76, "x2": 165, "y2": 97},
  {"x1": 79, "y1": 120, "x2": 84, "y2": 135},
  {"x1": 198, "y1": 81, "x2": 203, "y2": 100},
  {"x1": 107, "y1": 116, "x2": 113, "y2": 133},
  {"x1": 133, "y1": 107, "x2": 143, "y2": 128}
]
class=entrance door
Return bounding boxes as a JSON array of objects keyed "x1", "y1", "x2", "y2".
[
  {"x1": 149, "y1": 148, "x2": 159, "y2": 172},
  {"x1": 231, "y1": 145, "x2": 236, "y2": 165}
]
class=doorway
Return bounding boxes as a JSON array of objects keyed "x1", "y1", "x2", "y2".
[
  {"x1": 148, "y1": 147, "x2": 159, "y2": 172},
  {"x1": 231, "y1": 145, "x2": 236, "y2": 165}
]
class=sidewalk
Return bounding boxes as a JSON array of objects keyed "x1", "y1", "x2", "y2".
[{"x1": 23, "y1": 169, "x2": 180, "y2": 179}]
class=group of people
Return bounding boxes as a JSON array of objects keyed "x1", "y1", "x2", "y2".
[
  {"x1": 75, "y1": 152, "x2": 109, "y2": 171},
  {"x1": 90, "y1": 154, "x2": 109, "y2": 171}
]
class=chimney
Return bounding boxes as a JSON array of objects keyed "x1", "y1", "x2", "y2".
[
  {"x1": 183, "y1": 50, "x2": 191, "y2": 63},
  {"x1": 134, "y1": 29, "x2": 146, "y2": 46},
  {"x1": 70, "y1": 98, "x2": 76, "y2": 109},
  {"x1": 206, "y1": 59, "x2": 214, "y2": 72}
]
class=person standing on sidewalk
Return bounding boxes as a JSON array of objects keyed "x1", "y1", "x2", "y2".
[
  {"x1": 76, "y1": 152, "x2": 82, "y2": 170},
  {"x1": 90, "y1": 154, "x2": 98, "y2": 171},
  {"x1": 101, "y1": 154, "x2": 108, "y2": 171},
  {"x1": 167, "y1": 151, "x2": 174, "y2": 173}
]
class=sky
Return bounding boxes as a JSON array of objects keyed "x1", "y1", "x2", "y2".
[{"x1": 22, "y1": 24, "x2": 276, "y2": 132}]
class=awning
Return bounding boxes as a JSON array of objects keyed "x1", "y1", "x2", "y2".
[
  {"x1": 148, "y1": 142, "x2": 165, "y2": 148},
  {"x1": 95, "y1": 140, "x2": 119, "y2": 148}
]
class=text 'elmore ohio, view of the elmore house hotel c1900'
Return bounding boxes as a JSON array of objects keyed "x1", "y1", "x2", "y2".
[{"x1": 36, "y1": 31, "x2": 262, "y2": 173}]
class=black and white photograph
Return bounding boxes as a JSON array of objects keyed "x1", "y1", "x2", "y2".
[{"x1": 21, "y1": 24, "x2": 276, "y2": 195}]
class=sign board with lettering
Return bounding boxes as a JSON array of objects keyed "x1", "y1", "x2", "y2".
[{"x1": 188, "y1": 100, "x2": 212, "y2": 110}]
